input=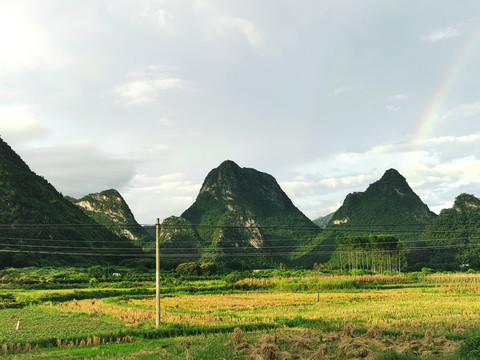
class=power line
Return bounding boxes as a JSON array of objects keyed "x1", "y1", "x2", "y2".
[{"x1": 1, "y1": 242, "x2": 480, "y2": 259}]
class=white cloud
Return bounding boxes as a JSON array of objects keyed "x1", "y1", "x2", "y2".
[
  {"x1": 329, "y1": 85, "x2": 360, "y2": 96},
  {"x1": 133, "y1": 144, "x2": 174, "y2": 160},
  {"x1": 122, "y1": 173, "x2": 201, "y2": 223},
  {"x1": 0, "y1": 106, "x2": 50, "y2": 142},
  {"x1": 320, "y1": 174, "x2": 375, "y2": 188},
  {"x1": 422, "y1": 18, "x2": 476, "y2": 42},
  {"x1": 154, "y1": 9, "x2": 173, "y2": 26},
  {"x1": 0, "y1": 2, "x2": 69, "y2": 76},
  {"x1": 422, "y1": 25, "x2": 461, "y2": 42},
  {"x1": 428, "y1": 134, "x2": 480, "y2": 145},
  {"x1": 385, "y1": 105, "x2": 401, "y2": 112},
  {"x1": 113, "y1": 65, "x2": 190, "y2": 105},
  {"x1": 0, "y1": 89, "x2": 23, "y2": 98},
  {"x1": 21, "y1": 141, "x2": 136, "y2": 197},
  {"x1": 279, "y1": 181, "x2": 315, "y2": 197},
  {"x1": 369, "y1": 133, "x2": 480, "y2": 155},
  {"x1": 387, "y1": 93, "x2": 409, "y2": 102},
  {"x1": 438, "y1": 102, "x2": 480, "y2": 122},
  {"x1": 434, "y1": 158, "x2": 480, "y2": 181},
  {"x1": 194, "y1": 0, "x2": 263, "y2": 47},
  {"x1": 139, "y1": 5, "x2": 174, "y2": 30}
]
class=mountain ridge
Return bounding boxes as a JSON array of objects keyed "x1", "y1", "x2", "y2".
[
  {"x1": 180, "y1": 160, "x2": 320, "y2": 268},
  {"x1": 0, "y1": 137, "x2": 138, "y2": 267},
  {"x1": 67, "y1": 189, "x2": 153, "y2": 246}
]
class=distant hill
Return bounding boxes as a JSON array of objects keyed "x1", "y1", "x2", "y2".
[
  {"x1": 330, "y1": 169, "x2": 436, "y2": 227},
  {"x1": 420, "y1": 193, "x2": 480, "y2": 271},
  {"x1": 0, "y1": 136, "x2": 141, "y2": 268},
  {"x1": 181, "y1": 160, "x2": 320, "y2": 268},
  {"x1": 67, "y1": 189, "x2": 153, "y2": 247},
  {"x1": 313, "y1": 213, "x2": 334, "y2": 228},
  {"x1": 318, "y1": 169, "x2": 437, "y2": 268}
]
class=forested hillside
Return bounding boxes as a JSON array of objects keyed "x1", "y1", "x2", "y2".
[
  {"x1": 181, "y1": 160, "x2": 321, "y2": 268},
  {"x1": 419, "y1": 193, "x2": 480, "y2": 271},
  {"x1": 68, "y1": 189, "x2": 153, "y2": 247},
  {"x1": 0, "y1": 137, "x2": 141, "y2": 268},
  {"x1": 306, "y1": 169, "x2": 437, "y2": 270}
]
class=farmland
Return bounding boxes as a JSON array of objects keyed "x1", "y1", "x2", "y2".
[{"x1": 2, "y1": 268, "x2": 480, "y2": 359}]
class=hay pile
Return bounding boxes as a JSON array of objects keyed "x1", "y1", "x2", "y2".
[{"x1": 228, "y1": 325, "x2": 460, "y2": 360}]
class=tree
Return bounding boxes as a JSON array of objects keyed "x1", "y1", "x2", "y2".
[{"x1": 329, "y1": 234, "x2": 406, "y2": 273}]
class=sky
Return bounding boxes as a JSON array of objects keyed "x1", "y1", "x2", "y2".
[{"x1": 1, "y1": 0, "x2": 480, "y2": 224}]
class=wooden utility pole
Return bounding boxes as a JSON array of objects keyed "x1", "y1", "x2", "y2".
[{"x1": 156, "y1": 218, "x2": 160, "y2": 328}]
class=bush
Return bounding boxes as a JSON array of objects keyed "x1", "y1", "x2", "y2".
[
  {"x1": 223, "y1": 271, "x2": 246, "y2": 284},
  {"x1": 176, "y1": 262, "x2": 201, "y2": 276},
  {"x1": 89, "y1": 278, "x2": 99, "y2": 288},
  {"x1": 200, "y1": 263, "x2": 217, "y2": 275},
  {"x1": 88, "y1": 266, "x2": 105, "y2": 279},
  {"x1": 421, "y1": 267, "x2": 435, "y2": 274}
]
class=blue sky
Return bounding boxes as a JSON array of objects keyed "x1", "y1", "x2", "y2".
[{"x1": 1, "y1": 0, "x2": 480, "y2": 223}]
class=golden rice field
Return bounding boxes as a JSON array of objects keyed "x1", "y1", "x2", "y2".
[{"x1": 52, "y1": 283, "x2": 480, "y2": 337}]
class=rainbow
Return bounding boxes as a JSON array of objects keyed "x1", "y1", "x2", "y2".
[{"x1": 410, "y1": 23, "x2": 480, "y2": 152}]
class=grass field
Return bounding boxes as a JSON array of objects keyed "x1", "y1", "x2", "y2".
[{"x1": 2, "y1": 270, "x2": 480, "y2": 359}]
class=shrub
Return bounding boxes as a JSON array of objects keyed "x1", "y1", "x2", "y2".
[
  {"x1": 421, "y1": 267, "x2": 435, "y2": 274},
  {"x1": 89, "y1": 278, "x2": 99, "y2": 288},
  {"x1": 176, "y1": 262, "x2": 201, "y2": 276},
  {"x1": 88, "y1": 266, "x2": 105, "y2": 279},
  {"x1": 200, "y1": 263, "x2": 217, "y2": 275},
  {"x1": 224, "y1": 271, "x2": 247, "y2": 284}
]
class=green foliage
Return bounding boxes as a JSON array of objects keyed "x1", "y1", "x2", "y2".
[
  {"x1": 0, "y1": 137, "x2": 139, "y2": 268},
  {"x1": 180, "y1": 160, "x2": 321, "y2": 269},
  {"x1": 421, "y1": 267, "x2": 435, "y2": 274},
  {"x1": 158, "y1": 216, "x2": 203, "y2": 261},
  {"x1": 459, "y1": 336, "x2": 480, "y2": 360},
  {"x1": 88, "y1": 266, "x2": 105, "y2": 280},
  {"x1": 176, "y1": 262, "x2": 201, "y2": 276},
  {"x1": 119, "y1": 258, "x2": 156, "y2": 270},
  {"x1": 68, "y1": 189, "x2": 154, "y2": 247},
  {"x1": 223, "y1": 271, "x2": 249, "y2": 284},
  {"x1": 200, "y1": 263, "x2": 217, "y2": 275},
  {"x1": 329, "y1": 234, "x2": 407, "y2": 273},
  {"x1": 375, "y1": 351, "x2": 423, "y2": 360},
  {"x1": 326, "y1": 169, "x2": 437, "y2": 269},
  {"x1": 420, "y1": 193, "x2": 480, "y2": 271},
  {"x1": 312, "y1": 212, "x2": 334, "y2": 227}
]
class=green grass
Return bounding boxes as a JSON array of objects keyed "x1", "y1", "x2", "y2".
[
  {"x1": 3, "y1": 332, "x2": 241, "y2": 359},
  {"x1": 2, "y1": 269, "x2": 480, "y2": 359},
  {"x1": 0, "y1": 307, "x2": 127, "y2": 346}
]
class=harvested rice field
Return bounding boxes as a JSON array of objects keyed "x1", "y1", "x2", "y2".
[{"x1": 3, "y1": 273, "x2": 480, "y2": 359}]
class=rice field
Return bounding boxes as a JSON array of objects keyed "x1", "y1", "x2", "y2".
[
  {"x1": 52, "y1": 286, "x2": 480, "y2": 337},
  {"x1": 3, "y1": 272, "x2": 480, "y2": 359}
]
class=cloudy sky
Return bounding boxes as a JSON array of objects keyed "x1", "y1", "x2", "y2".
[{"x1": 1, "y1": 0, "x2": 480, "y2": 224}]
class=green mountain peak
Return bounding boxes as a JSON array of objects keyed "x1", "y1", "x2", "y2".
[
  {"x1": 331, "y1": 168, "x2": 436, "y2": 227},
  {"x1": 181, "y1": 160, "x2": 319, "y2": 268},
  {"x1": 68, "y1": 189, "x2": 153, "y2": 245},
  {"x1": 0, "y1": 137, "x2": 137, "y2": 267}
]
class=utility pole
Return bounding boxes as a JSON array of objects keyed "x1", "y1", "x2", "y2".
[{"x1": 156, "y1": 218, "x2": 160, "y2": 328}]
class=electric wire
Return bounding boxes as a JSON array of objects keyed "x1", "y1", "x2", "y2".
[
  {"x1": 0, "y1": 244, "x2": 477, "y2": 258},
  {"x1": 0, "y1": 222, "x2": 477, "y2": 259}
]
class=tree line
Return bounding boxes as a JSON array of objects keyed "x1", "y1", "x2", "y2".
[{"x1": 330, "y1": 234, "x2": 406, "y2": 273}]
